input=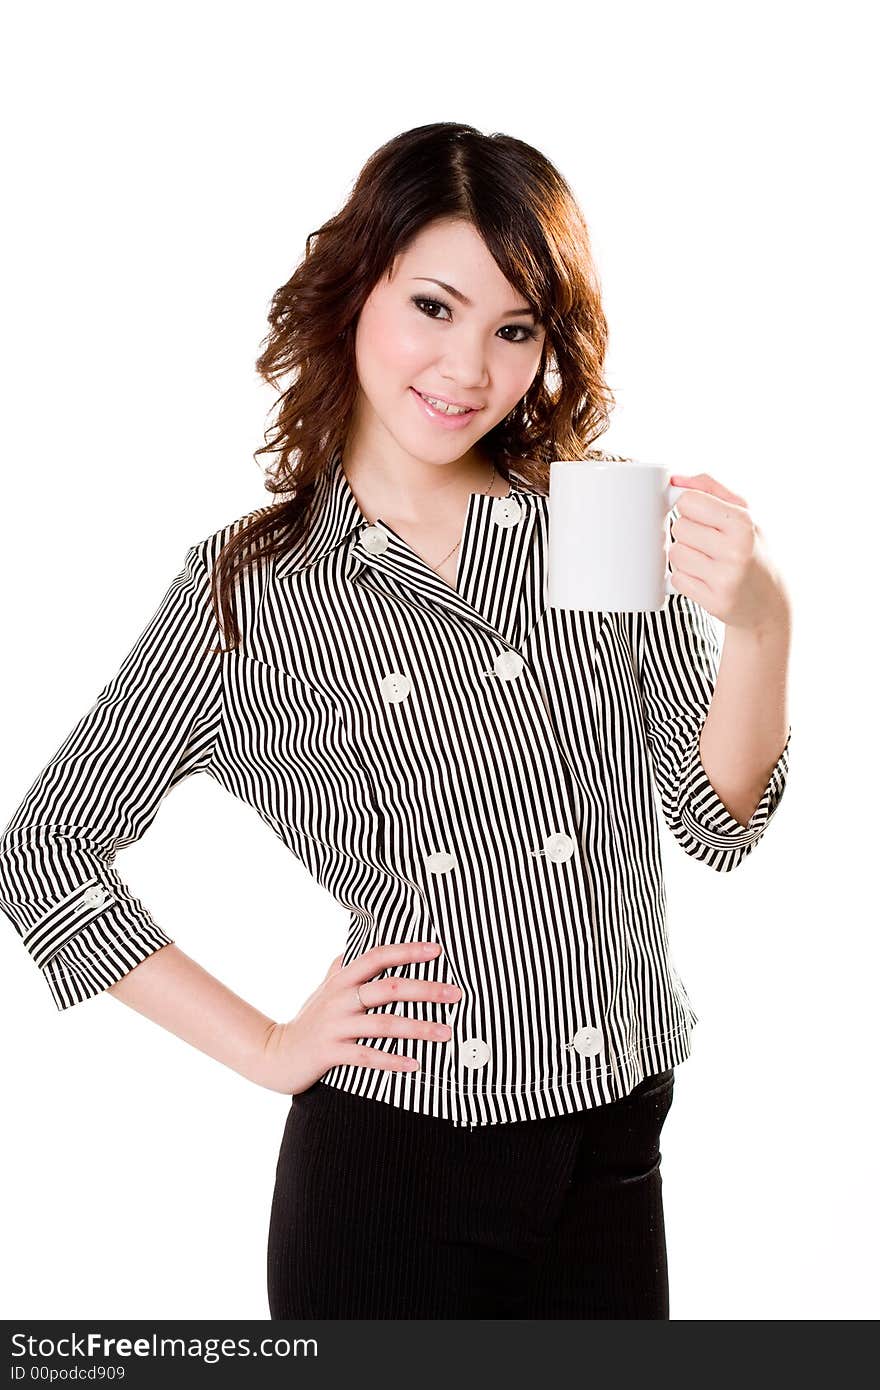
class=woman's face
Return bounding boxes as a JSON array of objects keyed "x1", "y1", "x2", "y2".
[{"x1": 350, "y1": 218, "x2": 546, "y2": 473}]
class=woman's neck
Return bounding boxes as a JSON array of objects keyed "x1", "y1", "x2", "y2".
[{"x1": 342, "y1": 451, "x2": 506, "y2": 528}]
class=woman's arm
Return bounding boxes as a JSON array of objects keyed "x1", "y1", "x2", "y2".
[
  {"x1": 621, "y1": 588, "x2": 791, "y2": 872},
  {"x1": 698, "y1": 613, "x2": 792, "y2": 828},
  {"x1": 106, "y1": 943, "x2": 284, "y2": 1091},
  {"x1": 0, "y1": 541, "x2": 225, "y2": 1010}
]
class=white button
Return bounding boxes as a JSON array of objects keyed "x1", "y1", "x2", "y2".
[
  {"x1": 544, "y1": 831, "x2": 575, "y2": 862},
  {"x1": 461, "y1": 1037, "x2": 491, "y2": 1068},
  {"x1": 360, "y1": 524, "x2": 389, "y2": 555},
  {"x1": 491, "y1": 496, "x2": 523, "y2": 529},
  {"x1": 493, "y1": 650, "x2": 525, "y2": 681},
  {"x1": 425, "y1": 850, "x2": 456, "y2": 874},
  {"x1": 571, "y1": 1025, "x2": 603, "y2": 1058},
  {"x1": 379, "y1": 672, "x2": 412, "y2": 703},
  {"x1": 79, "y1": 886, "x2": 109, "y2": 911}
]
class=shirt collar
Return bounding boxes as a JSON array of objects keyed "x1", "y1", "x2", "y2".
[{"x1": 274, "y1": 448, "x2": 545, "y2": 579}]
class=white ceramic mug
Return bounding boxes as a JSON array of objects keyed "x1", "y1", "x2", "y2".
[{"x1": 547, "y1": 460, "x2": 686, "y2": 612}]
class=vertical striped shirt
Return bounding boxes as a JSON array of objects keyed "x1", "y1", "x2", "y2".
[{"x1": 0, "y1": 449, "x2": 791, "y2": 1126}]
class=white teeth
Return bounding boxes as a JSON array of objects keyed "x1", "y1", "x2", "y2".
[{"x1": 420, "y1": 393, "x2": 472, "y2": 415}]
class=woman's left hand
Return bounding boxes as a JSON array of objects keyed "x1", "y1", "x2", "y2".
[{"x1": 668, "y1": 472, "x2": 792, "y2": 635}]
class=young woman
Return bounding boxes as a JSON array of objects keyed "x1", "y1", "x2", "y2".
[{"x1": 0, "y1": 122, "x2": 792, "y2": 1319}]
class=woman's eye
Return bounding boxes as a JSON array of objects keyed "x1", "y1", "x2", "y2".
[
  {"x1": 414, "y1": 297, "x2": 448, "y2": 320},
  {"x1": 410, "y1": 296, "x2": 537, "y2": 344}
]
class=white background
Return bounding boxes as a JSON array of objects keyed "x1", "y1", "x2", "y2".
[{"x1": 1, "y1": 0, "x2": 876, "y2": 1321}]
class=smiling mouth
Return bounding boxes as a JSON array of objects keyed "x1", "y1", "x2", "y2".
[{"x1": 414, "y1": 390, "x2": 478, "y2": 415}]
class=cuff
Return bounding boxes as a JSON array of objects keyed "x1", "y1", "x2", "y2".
[
  {"x1": 19, "y1": 874, "x2": 174, "y2": 1011},
  {"x1": 679, "y1": 726, "x2": 791, "y2": 851}
]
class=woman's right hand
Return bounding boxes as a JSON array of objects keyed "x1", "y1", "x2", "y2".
[{"x1": 255, "y1": 941, "x2": 462, "y2": 1095}]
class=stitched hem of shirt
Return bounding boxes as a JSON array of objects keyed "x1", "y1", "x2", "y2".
[
  {"x1": 44, "y1": 935, "x2": 173, "y2": 980},
  {"x1": 404, "y1": 1022, "x2": 694, "y2": 1095}
]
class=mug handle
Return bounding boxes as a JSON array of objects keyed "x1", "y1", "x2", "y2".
[{"x1": 663, "y1": 483, "x2": 688, "y2": 596}]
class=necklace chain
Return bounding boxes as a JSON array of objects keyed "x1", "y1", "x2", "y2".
[{"x1": 430, "y1": 460, "x2": 496, "y2": 573}]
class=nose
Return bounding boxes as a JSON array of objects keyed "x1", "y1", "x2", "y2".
[{"x1": 438, "y1": 332, "x2": 491, "y2": 392}]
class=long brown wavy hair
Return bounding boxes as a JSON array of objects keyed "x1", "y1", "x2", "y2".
[{"x1": 211, "y1": 121, "x2": 629, "y2": 651}]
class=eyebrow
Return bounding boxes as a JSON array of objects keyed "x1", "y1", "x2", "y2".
[{"x1": 411, "y1": 277, "x2": 537, "y2": 319}]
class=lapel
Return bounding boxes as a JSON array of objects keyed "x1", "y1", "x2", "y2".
[{"x1": 275, "y1": 449, "x2": 548, "y2": 652}]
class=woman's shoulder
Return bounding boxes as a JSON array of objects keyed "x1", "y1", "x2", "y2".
[
  {"x1": 505, "y1": 457, "x2": 548, "y2": 497},
  {"x1": 189, "y1": 503, "x2": 280, "y2": 574}
]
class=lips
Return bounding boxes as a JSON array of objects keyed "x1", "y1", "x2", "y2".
[{"x1": 409, "y1": 386, "x2": 482, "y2": 430}]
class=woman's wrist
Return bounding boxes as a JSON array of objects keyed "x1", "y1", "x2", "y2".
[{"x1": 249, "y1": 1020, "x2": 297, "y2": 1094}]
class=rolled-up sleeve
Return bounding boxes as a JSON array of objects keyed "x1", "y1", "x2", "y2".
[
  {"x1": 0, "y1": 541, "x2": 224, "y2": 1009},
  {"x1": 625, "y1": 581, "x2": 791, "y2": 873}
]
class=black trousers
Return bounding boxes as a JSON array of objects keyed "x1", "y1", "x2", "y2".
[{"x1": 267, "y1": 1067, "x2": 675, "y2": 1319}]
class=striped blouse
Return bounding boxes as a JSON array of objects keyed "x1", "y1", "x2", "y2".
[{"x1": 0, "y1": 448, "x2": 791, "y2": 1127}]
